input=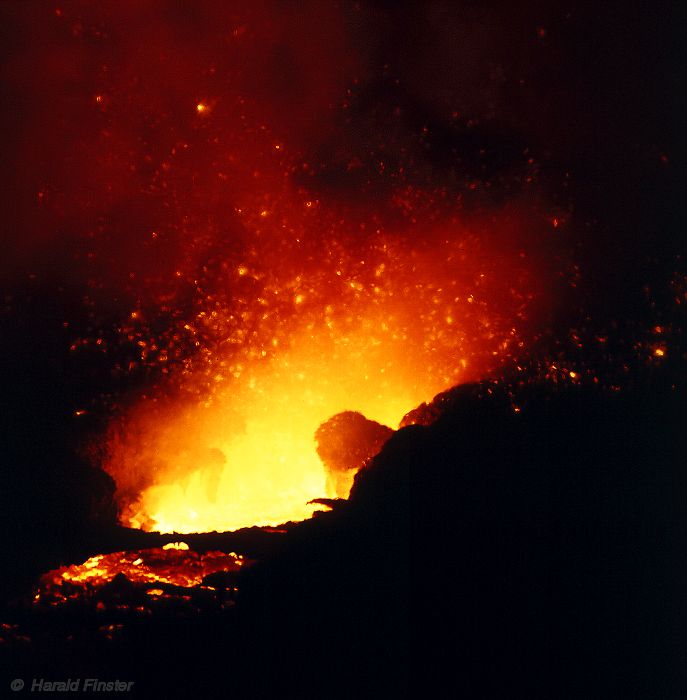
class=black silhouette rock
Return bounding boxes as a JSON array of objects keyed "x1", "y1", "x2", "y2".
[{"x1": 314, "y1": 411, "x2": 394, "y2": 497}]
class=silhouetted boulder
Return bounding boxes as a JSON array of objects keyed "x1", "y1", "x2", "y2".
[{"x1": 314, "y1": 411, "x2": 394, "y2": 497}]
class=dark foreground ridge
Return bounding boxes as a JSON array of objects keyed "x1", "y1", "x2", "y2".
[{"x1": 2, "y1": 379, "x2": 686, "y2": 699}]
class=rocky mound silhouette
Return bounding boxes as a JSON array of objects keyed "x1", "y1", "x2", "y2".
[{"x1": 236, "y1": 378, "x2": 686, "y2": 699}]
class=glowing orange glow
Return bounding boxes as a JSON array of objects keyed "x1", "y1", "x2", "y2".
[
  {"x1": 36, "y1": 545, "x2": 247, "y2": 601},
  {"x1": 107, "y1": 330, "x2": 434, "y2": 533},
  {"x1": 100, "y1": 203, "x2": 540, "y2": 534},
  {"x1": 59, "y1": 36, "x2": 550, "y2": 536}
]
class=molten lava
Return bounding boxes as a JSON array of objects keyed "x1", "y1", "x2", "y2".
[
  {"x1": 35, "y1": 543, "x2": 248, "y2": 606},
  {"x1": 102, "y1": 213, "x2": 539, "y2": 533}
]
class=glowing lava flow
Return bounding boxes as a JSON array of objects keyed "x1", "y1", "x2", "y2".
[{"x1": 35, "y1": 543, "x2": 248, "y2": 608}]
